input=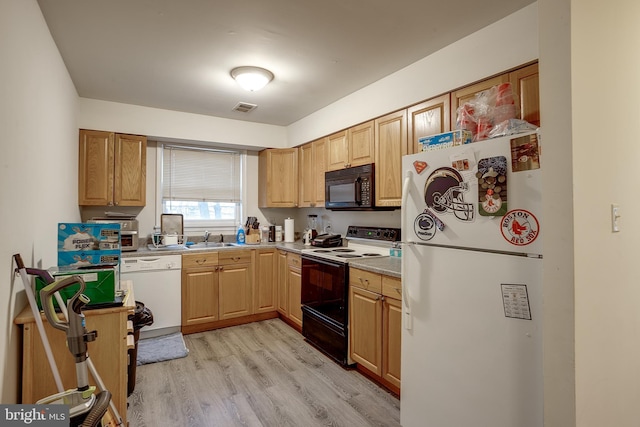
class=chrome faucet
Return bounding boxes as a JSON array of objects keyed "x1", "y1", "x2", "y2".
[{"x1": 204, "y1": 230, "x2": 210, "y2": 242}]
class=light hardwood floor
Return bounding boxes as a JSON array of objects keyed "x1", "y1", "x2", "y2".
[{"x1": 127, "y1": 319, "x2": 400, "y2": 427}]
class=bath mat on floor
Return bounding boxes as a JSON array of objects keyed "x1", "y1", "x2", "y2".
[{"x1": 137, "y1": 332, "x2": 189, "y2": 365}]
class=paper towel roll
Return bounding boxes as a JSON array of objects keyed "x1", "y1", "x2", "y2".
[{"x1": 284, "y1": 218, "x2": 295, "y2": 242}]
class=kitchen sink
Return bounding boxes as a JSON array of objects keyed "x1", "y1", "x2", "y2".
[{"x1": 187, "y1": 242, "x2": 237, "y2": 249}]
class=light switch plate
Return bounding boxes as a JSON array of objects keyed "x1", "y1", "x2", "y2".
[{"x1": 611, "y1": 204, "x2": 620, "y2": 232}]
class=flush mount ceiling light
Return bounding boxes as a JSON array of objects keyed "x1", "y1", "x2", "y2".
[{"x1": 230, "y1": 66, "x2": 274, "y2": 92}]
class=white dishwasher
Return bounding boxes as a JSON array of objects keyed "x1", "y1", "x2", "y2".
[{"x1": 121, "y1": 254, "x2": 182, "y2": 338}]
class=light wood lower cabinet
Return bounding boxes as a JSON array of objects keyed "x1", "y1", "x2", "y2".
[
  {"x1": 182, "y1": 252, "x2": 220, "y2": 327},
  {"x1": 349, "y1": 268, "x2": 402, "y2": 391},
  {"x1": 254, "y1": 249, "x2": 277, "y2": 313},
  {"x1": 287, "y1": 253, "x2": 303, "y2": 328},
  {"x1": 218, "y1": 250, "x2": 253, "y2": 320},
  {"x1": 276, "y1": 250, "x2": 289, "y2": 315},
  {"x1": 276, "y1": 250, "x2": 302, "y2": 331},
  {"x1": 15, "y1": 281, "x2": 135, "y2": 426},
  {"x1": 182, "y1": 249, "x2": 276, "y2": 334},
  {"x1": 350, "y1": 286, "x2": 383, "y2": 374}
]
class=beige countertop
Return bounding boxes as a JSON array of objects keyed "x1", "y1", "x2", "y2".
[{"x1": 123, "y1": 241, "x2": 401, "y2": 277}]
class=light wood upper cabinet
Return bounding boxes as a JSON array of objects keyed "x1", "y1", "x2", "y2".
[
  {"x1": 407, "y1": 93, "x2": 451, "y2": 154},
  {"x1": 450, "y1": 63, "x2": 540, "y2": 130},
  {"x1": 78, "y1": 129, "x2": 146, "y2": 206},
  {"x1": 298, "y1": 139, "x2": 327, "y2": 208},
  {"x1": 258, "y1": 148, "x2": 299, "y2": 208},
  {"x1": 450, "y1": 74, "x2": 510, "y2": 123},
  {"x1": 509, "y1": 62, "x2": 540, "y2": 127},
  {"x1": 326, "y1": 130, "x2": 349, "y2": 171},
  {"x1": 348, "y1": 120, "x2": 375, "y2": 168},
  {"x1": 327, "y1": 121, "x2": 375, "y2": 171},
  {"x1": 299, "y1": 142, "x2": 314, "y2": 207},
  {"x1": 313, "y1": 138, "x2": 327, "y2": 206},
  {"x1": 374, "y1": 110, "x2": 407, "y2": 207}
]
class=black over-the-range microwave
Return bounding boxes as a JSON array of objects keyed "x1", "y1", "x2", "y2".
[{"x1": 324, "y1": 163, "x2": 395, "y2": 210}]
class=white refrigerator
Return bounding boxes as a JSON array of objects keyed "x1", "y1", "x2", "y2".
[{"x1": 400, "y1": 131, "x2": 543, "y2": 427}]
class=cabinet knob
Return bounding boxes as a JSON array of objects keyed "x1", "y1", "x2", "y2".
[
  {"x1": 219, "y1": 266, "x2": 224, "y2": 271},
  {"x1": 215, "y1": 266, "x2": 219, "y2": 271},
  {"x1": 232, "y1": 257, "x2": 240, "y2": 262},
  {"x1": 196, "y1": 259, "x2": 206, "y2": 265}
]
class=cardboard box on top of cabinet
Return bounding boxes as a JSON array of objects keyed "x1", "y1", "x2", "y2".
[
  {"x1": 57, "y1": 223, "x2": 121, "y2": 268},
  {"x1": 419, "y1": 130, "x2": 473, "y2": 151},
  {"x1": 34, "y1": 266, "x2": 117, "y2": 309}
]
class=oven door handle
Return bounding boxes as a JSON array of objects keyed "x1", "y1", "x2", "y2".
[{"x1": 301, "y1": 255, "x2": 344, "y2": 269}]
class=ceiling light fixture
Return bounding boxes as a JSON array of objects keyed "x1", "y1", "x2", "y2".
[{"x1": 230, "y1": 66, "x2": 274, "y2": 92}]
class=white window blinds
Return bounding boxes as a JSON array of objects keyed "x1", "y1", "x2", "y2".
[{"x1": 162, "y1": 146, "x2": 241, "y2": 203}]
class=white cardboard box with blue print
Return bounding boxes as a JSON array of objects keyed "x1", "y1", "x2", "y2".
[{"x1": 57, "y1": 223, "x2": 122, "y2": 268}]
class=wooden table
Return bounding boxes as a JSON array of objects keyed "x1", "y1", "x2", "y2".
[{"x1": 14, "y1": 280, "x2": 135, "y2": 426}]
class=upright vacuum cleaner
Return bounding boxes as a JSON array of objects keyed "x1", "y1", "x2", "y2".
[{"x1": 13, "y1": 254, "x2": 120, "y2": 427}]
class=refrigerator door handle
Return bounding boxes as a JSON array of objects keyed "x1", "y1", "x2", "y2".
[{"x1": 401, "y1": 170, "x2": 413, "y2": 330}]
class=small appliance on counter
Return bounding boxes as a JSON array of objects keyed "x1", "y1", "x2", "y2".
[
  {"x1": 87, "y1": 217, "x2": 138, "y2": 252},
  {"x1": 310, "y1": 233, "x2": 343, "y2": 248}
]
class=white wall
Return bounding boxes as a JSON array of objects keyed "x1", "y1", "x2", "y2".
[
  {"x1": 78, "y1": 98, "x2": 288, "y2": 150},
  {"x1": 538, "y1": 0, "x2": 576, "y2": 425},
  {"x1": 287, "y1": 4, "x2": 539, "y2": 146},
  {"x1": 0, "y1": 0, "x2": 79, "y2": 403},
  {"x1": 571, "y1": 0, "x2": 640, "y2": 425}
]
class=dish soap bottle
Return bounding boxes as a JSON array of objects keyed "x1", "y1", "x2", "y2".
[{"x1": 236, "y1": 224, "x2": 246, "y2": 244}]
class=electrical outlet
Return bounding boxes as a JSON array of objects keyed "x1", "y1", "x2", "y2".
[{"x1": 611, "y1": 204, "x2": 621, "y2": 232}]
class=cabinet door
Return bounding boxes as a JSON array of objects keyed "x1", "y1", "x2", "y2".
[
  {"x1": 114, "y1": 133, "x2": 146, "y2": 206},
  {"x1": 313, "y1": 138, "x2": 327, "y2": 205},
  {"x1": 78, "y1": 129, "x2": 114, "y2": 206},
  {"x1": 287, "y1": 264, "x2": 303, "y2": 328},
  {"x1": 182, "y1": 268, "x2": 218, "y2": 326},
  {"x1": 349, "y1": 286, "x2": 382, "y2": 375},
  {"x1": 255, "y1": 250, "x2": 277, "y2": 313},
  {"x1": 509, "y1": 63, "x2": 540, "y2": 127},
  {"x1": 407, "y1": 94, "x2": 451, "y2": 154},
  {"x1": 259, "y1": 148, "x2": 299, "y2": 207},
  {"x1": 450, "y1": 74, "x2": 510, "y2": 127},
  {"x1": 298, "y1": 142, "x2": 315, "y2": 207},
  {"x1": 348, "y1": 120, "x2": 375, "y2": 168},
  {"x1": 382, "y1": 296, "x2": 402, "y2": 388},
  {"x1": 20, "y1": 308, "x2": 128, "y2": 425},
  {"x1": 218, "y1": 263, "x2": 252, "y2": 320},
  {"x1": 326, "y1": 130, "x2": 349, "y2": 171},
  {"x1": 276, "y1": 251, "x2": 288, "y2": 315},
  {"x1": 374, "y1": 110, "x2": 407, "y2": 207}
]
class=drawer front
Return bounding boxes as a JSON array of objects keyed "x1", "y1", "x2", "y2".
[
  {"x1": 287, "y1": 253, "x2": 301, "y2": 269},
  {"x1": 349, "y1": 268, "x2": 382, "y2": 293},
  {"x1": 219, "y1": 250, "x2": 252, "y2": 265},
  {"x1": 382, "y1": 275, "x2": 402, "y2": 300},
  {"x1": 182, "y1": 252, "x2": 219, "y2": 269}
]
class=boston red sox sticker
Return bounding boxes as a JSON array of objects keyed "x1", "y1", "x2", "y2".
[{"x1": 500, "y1": 209, "x2": 539, "y2": 246}]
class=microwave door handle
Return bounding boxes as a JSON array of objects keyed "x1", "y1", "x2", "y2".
[{"x1": 355, "y1": 177, "x2": 362, "y2": 205}]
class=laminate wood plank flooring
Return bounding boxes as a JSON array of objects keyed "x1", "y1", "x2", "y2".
[{"x1": 127, "y1": 318, "x2": 400, "y2": 427}]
